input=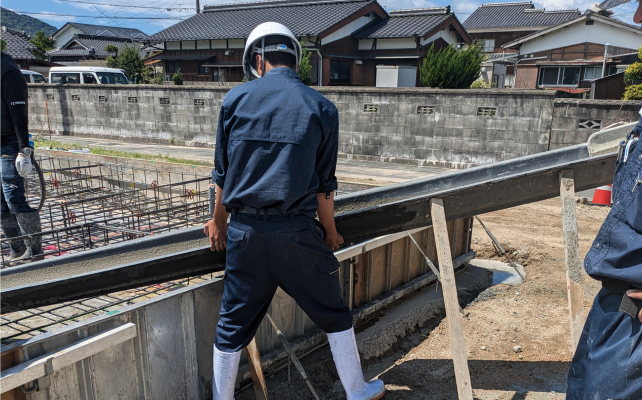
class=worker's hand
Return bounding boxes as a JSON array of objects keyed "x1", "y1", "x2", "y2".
[
  {"x1": 15, "y1": 153, "x2": 32, "y2": 177},
  {"x1": 626, "y1": 290, "x2": 642, "y2": 323},
  {"x1": 324, "y1": 229, "x2": 344, "y2": 251},
  {"x1": 203, "y1": 217, "x2": 227, "y2": 252}
]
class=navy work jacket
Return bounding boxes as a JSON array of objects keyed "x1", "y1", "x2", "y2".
[
  {"x1": 214, "y1": 67, "x2": 339, "y2": 217},
  {"x1": 584, "y1": 108, "x2": 642, "y2": 288}
]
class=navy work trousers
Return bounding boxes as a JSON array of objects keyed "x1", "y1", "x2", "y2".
[
  {"x1": 1, "y1": 136, "x2": 33, "y2": 215},
  {"x1": 214, "y1": 212, "x2": 353, "y2": 352},
  {"x1": 567, "y1": 288, "x2": 642, "y2": 399}
]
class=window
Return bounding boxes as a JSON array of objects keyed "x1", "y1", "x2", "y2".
[
  {"x1": 32, "y1": 74, "x2": 46, "y2": 83},
  {"x1": 584, "y1": 66, "x2": 603, "y2": 80},
  {"x1": 96, "y1": 72, "x2": 130, "y2": 84},
  {"x1": 482, "y1": 39, "x2": 495, "y2": 52},
  {"x1": 166, "y1": 61, "x2": 181, "y2": 74},
  {"x1": 198, "y1": 61, "x2": 211, "y2": 74},
  {"x1": 608, "y1": 65, "x2": 618, "y2": 76},
  {"x1": 22, "y1": 73, "x2": 30, "y2": 82},
  {"x1": 330, "y1": 60, "x2": 350, "y2": 83},
  {"x1": 51, "y1": 73, "x2": 80, "y2": 84},
  {"x1": 538, "y1": 67, "x2": 580, "y2": 86},
  {"x1": 82, "y1": 73, "x2": 97, "y2": 84}
]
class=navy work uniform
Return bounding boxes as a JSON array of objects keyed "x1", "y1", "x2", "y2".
[
  {"x1": 213, "y1": 67, "x2": 353, "y2": 352},
  {"x1": 566, "y1": 107, "x2": 642, "y2": 399}
]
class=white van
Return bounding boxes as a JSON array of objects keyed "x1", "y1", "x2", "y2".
[
  {"x1": 21, "y1": 70, "x2": 47, "y2": 83},
  {"x1": 49, "y1": 66, "x2": 131, "y2": 85}
]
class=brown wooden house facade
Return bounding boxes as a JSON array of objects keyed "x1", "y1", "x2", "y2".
[{"x1": 148, "y1": 0, "x2": 470, "y2": 87}]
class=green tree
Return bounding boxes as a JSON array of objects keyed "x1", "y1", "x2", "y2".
[
  {"x1": 172, "y1": 70, "x2": 184, "y2": 85},
  {"x1": 624, "y1": 84, "x2": 642, "y2": 100},
  {"x1": 298, "y1": 43, "x2": 312, "y2": 86},
  {"x1": 623, "y1": 45, "x2": 642, "y2": 86},
  {"x1": 106, "y1": 44, "x2": 145, "y2": 83},
  {"x1": 155, "y1": 72, "x2": 164, "y2": 85},
  {"x1": 420, "y1": 42, "x2": 487, "y2": 89},
  {"x1": 1, "y1": 39, "x2": 6, "y2": 51},
  {"x1": 104, "y1": 44, "x2": 119, "y2": 58},
  {"x1": 30, "y1": 30, "x2": 54, "y2": 60}
]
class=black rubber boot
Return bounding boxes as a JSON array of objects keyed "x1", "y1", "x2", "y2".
[
  {"x1": 15, "y1": 211, "x2": 43, "y2": 262},
  {"x1": 1, "y1": 212, "x2": 26, "y2": 258}
]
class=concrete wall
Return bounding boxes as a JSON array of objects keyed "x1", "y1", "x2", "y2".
[
  {"x1": 27, "y1": 84, "x2": 640, "y2": 168},
  {"x1": 550, "y1": 99, "x2": 641, "y2": 150}
]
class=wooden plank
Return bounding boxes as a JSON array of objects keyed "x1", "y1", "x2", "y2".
[
  {"x1": 559, "y1": 170, "x2": 585, "y2": 352},
  {"x1": 1, "y1": 323, "x2": 137, "y2": 393},
  {"x1": 430, "y1": 198, "x2": 473, "y2": 400},
  {"x1": 390, "y1": 240, "x2": 406, "y2": 291},
  {"x1": 369, "y1": 245, "x2": 387, "y2": 300},
  {"x1": 246, "y1": 338, "x2": 268, "y2": 400}
]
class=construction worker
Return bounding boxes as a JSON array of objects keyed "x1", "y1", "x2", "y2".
[
  {"x1": 566, "y1": 105, "x2": 642, "y2": 399},
  {"x1": 566, "y1": 2, "x2": 642, "y2": 399},
  {"x1": 203, "y1": 22, "x2": 385, "y2": 400},
  {"x1": 1, "y1": 51, "x2": 42, "y2": 262}
]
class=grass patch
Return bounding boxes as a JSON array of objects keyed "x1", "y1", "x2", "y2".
[{"x1": 34, "y1": 138, "x2": 213, "y2": 167}]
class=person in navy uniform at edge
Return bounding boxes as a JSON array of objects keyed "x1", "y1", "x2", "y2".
[
  {"x1": 203, "y1": 22, "x2": 386, "y2": 400},
  {"x1": 566, "y1": 103, "x2": 642, "y2": 399},
  {"x1": 1, "y1": 51, "x2": 43, "y2": 263}
]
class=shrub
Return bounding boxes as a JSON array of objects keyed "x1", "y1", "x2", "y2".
[
  {"x1": 298, "y1": 43, "x2": 312, "y2": 86},
  {"x1": 470, "y1": 79, "x2": 491, "y2": 89},
  {"x1": 624, "y1": 45, "x2": 642, "y2": 86},
  {"x1": 623, "y1": 83, "x2": 642, "y2": 100},
  {"x1": 420, "y1": 42, "x2": 487, "y2": 89},
  {"x1": 172, "y1": 71, "x2": 184, "y2": 85},
  {"x1": 155, "y1": 73, "x2": 164, "y2": 85}
]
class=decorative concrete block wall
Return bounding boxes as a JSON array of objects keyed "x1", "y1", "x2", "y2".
[
  {"x1": 27, "y1": 84, "x2": 639, "y2": 168},
  {"x1": 549, "y1": 99, "x2": 641, "y2": 150}
]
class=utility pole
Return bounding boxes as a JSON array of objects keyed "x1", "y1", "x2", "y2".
[{"x1": 196, "y1": 0, "x2": 200, "y2": 14}]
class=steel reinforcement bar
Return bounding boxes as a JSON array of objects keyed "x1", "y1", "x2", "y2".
[{"x1": 1, "y1": 144, "x2": 616, "y2": 313}]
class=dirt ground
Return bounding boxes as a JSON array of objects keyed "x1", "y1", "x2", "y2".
[{"x1": 237, "y1": 198, "x2": 610, "y2": 400}]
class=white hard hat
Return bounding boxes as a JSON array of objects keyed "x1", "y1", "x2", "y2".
[{"x1": 243, "y1": 22, "x2": 302, "y2": 81}]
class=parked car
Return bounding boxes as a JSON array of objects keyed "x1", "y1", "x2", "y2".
[
  {"x1": 21, "y1": 70, "x2": 47, "y2": 83},
  {"x1": 49, "y1": 67, "x2": 131, "y2": 84}
]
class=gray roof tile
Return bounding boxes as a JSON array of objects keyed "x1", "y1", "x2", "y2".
[
  {"x1": 463, "y1": 1, "x2": 580, "y2": 30},
  {"x1": 150, "y1": 0, "x2": 376, "y2": 41},
  {"x1": 65, "y1": 23, "x2": 148, "y2": 40},
  {"x1": 353, "y1": 7, "x2": 452, "y2": 38},
  {"x1": 47, "y1": 35, "x2": 151, "y2": 58},
  {"x1": 0, "y1": 27, "x2": 36, "y2": 60}
]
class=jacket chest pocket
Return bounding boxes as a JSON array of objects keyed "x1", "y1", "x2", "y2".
[{"x1": 316, "y1": 258, "x2": 342, "y2": 306}]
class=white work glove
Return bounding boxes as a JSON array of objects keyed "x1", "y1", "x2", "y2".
[{"x1": 15, "y1": 153, "x2": 33, "y2": 177}]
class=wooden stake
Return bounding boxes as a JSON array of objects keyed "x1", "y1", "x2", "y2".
[
  {"x1": 430, "y1": 198, "x2": 473, "y2": 400},
  {"x1": 559, "y1": 170, "x2": 584, "y2": 352},
  {"x1": 246, "y1": 337, "x2": 268, "y2": 400}
]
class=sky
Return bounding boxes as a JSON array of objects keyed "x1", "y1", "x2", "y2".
[{"x1": 3, "y1": 0, "x2": 640, "y2": 35}]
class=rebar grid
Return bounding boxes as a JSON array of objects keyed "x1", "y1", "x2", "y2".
[
  {"x1": 1, "y1": 155, "x2": 213, "y2": 267},
  {"x1": 1, "y1": 154, "x2": 217, "y2": 342},
  {"x1": 0, "y1": 272, "x2": 224, "y2": 343}
]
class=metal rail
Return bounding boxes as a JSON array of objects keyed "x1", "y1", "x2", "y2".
[{"x1": 1, "y1": 144, "x2": 617, "y2": 313}]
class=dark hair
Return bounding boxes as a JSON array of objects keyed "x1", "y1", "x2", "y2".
[{"x1": 252, "y1": 35, "x2": 296, "y2": 70}]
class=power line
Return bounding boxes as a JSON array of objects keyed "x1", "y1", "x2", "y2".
[
  {"x1": 12, "y1": 11, "x2": 187, "y2": 19},
  {"x1": 53, "y1": 0, "x2": 195, "y2": 11}
]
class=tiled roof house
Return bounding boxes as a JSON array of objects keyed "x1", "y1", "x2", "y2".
[
  {"x1": 148, "y1": 0, "x2": 471, "y2": 86},
  {"x1": 463, "y1": 2, "x2": 580, "y2": 88},
  {"x1": 1, "y1": 26, "x2": 60, "y2": 72},
  {"x1": 47, "y1": 34, "x2": 156, "y2": 66}
]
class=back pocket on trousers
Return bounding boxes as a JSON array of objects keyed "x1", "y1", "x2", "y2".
[{"x1": 317, "y1": 258, "x2": 342, "y2": 306}]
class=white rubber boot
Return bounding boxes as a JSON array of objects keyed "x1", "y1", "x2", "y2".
[
  {"x1": 328, "y1": 328, "x2": 386, "y2": 400},
  {"x1": 212, "y1": 346, "x2": 241, "y2": 400}
]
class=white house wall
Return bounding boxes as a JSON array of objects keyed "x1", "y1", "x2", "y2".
[
  {"x1": 321, "y1": 15, "x2": 376, "y2": 45},
  {"x1": 53, "y1": 26, "x2": 79, "y2": 49},
  {"x1": 421, "y1": 28, "x2": 458, "y2": 46},
  {"x1": 376, "y1": 38, "x2": 418, "y2": 49},
  {"x1": 519, "y1": 19, "x2": 642, "y2": 55}
]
